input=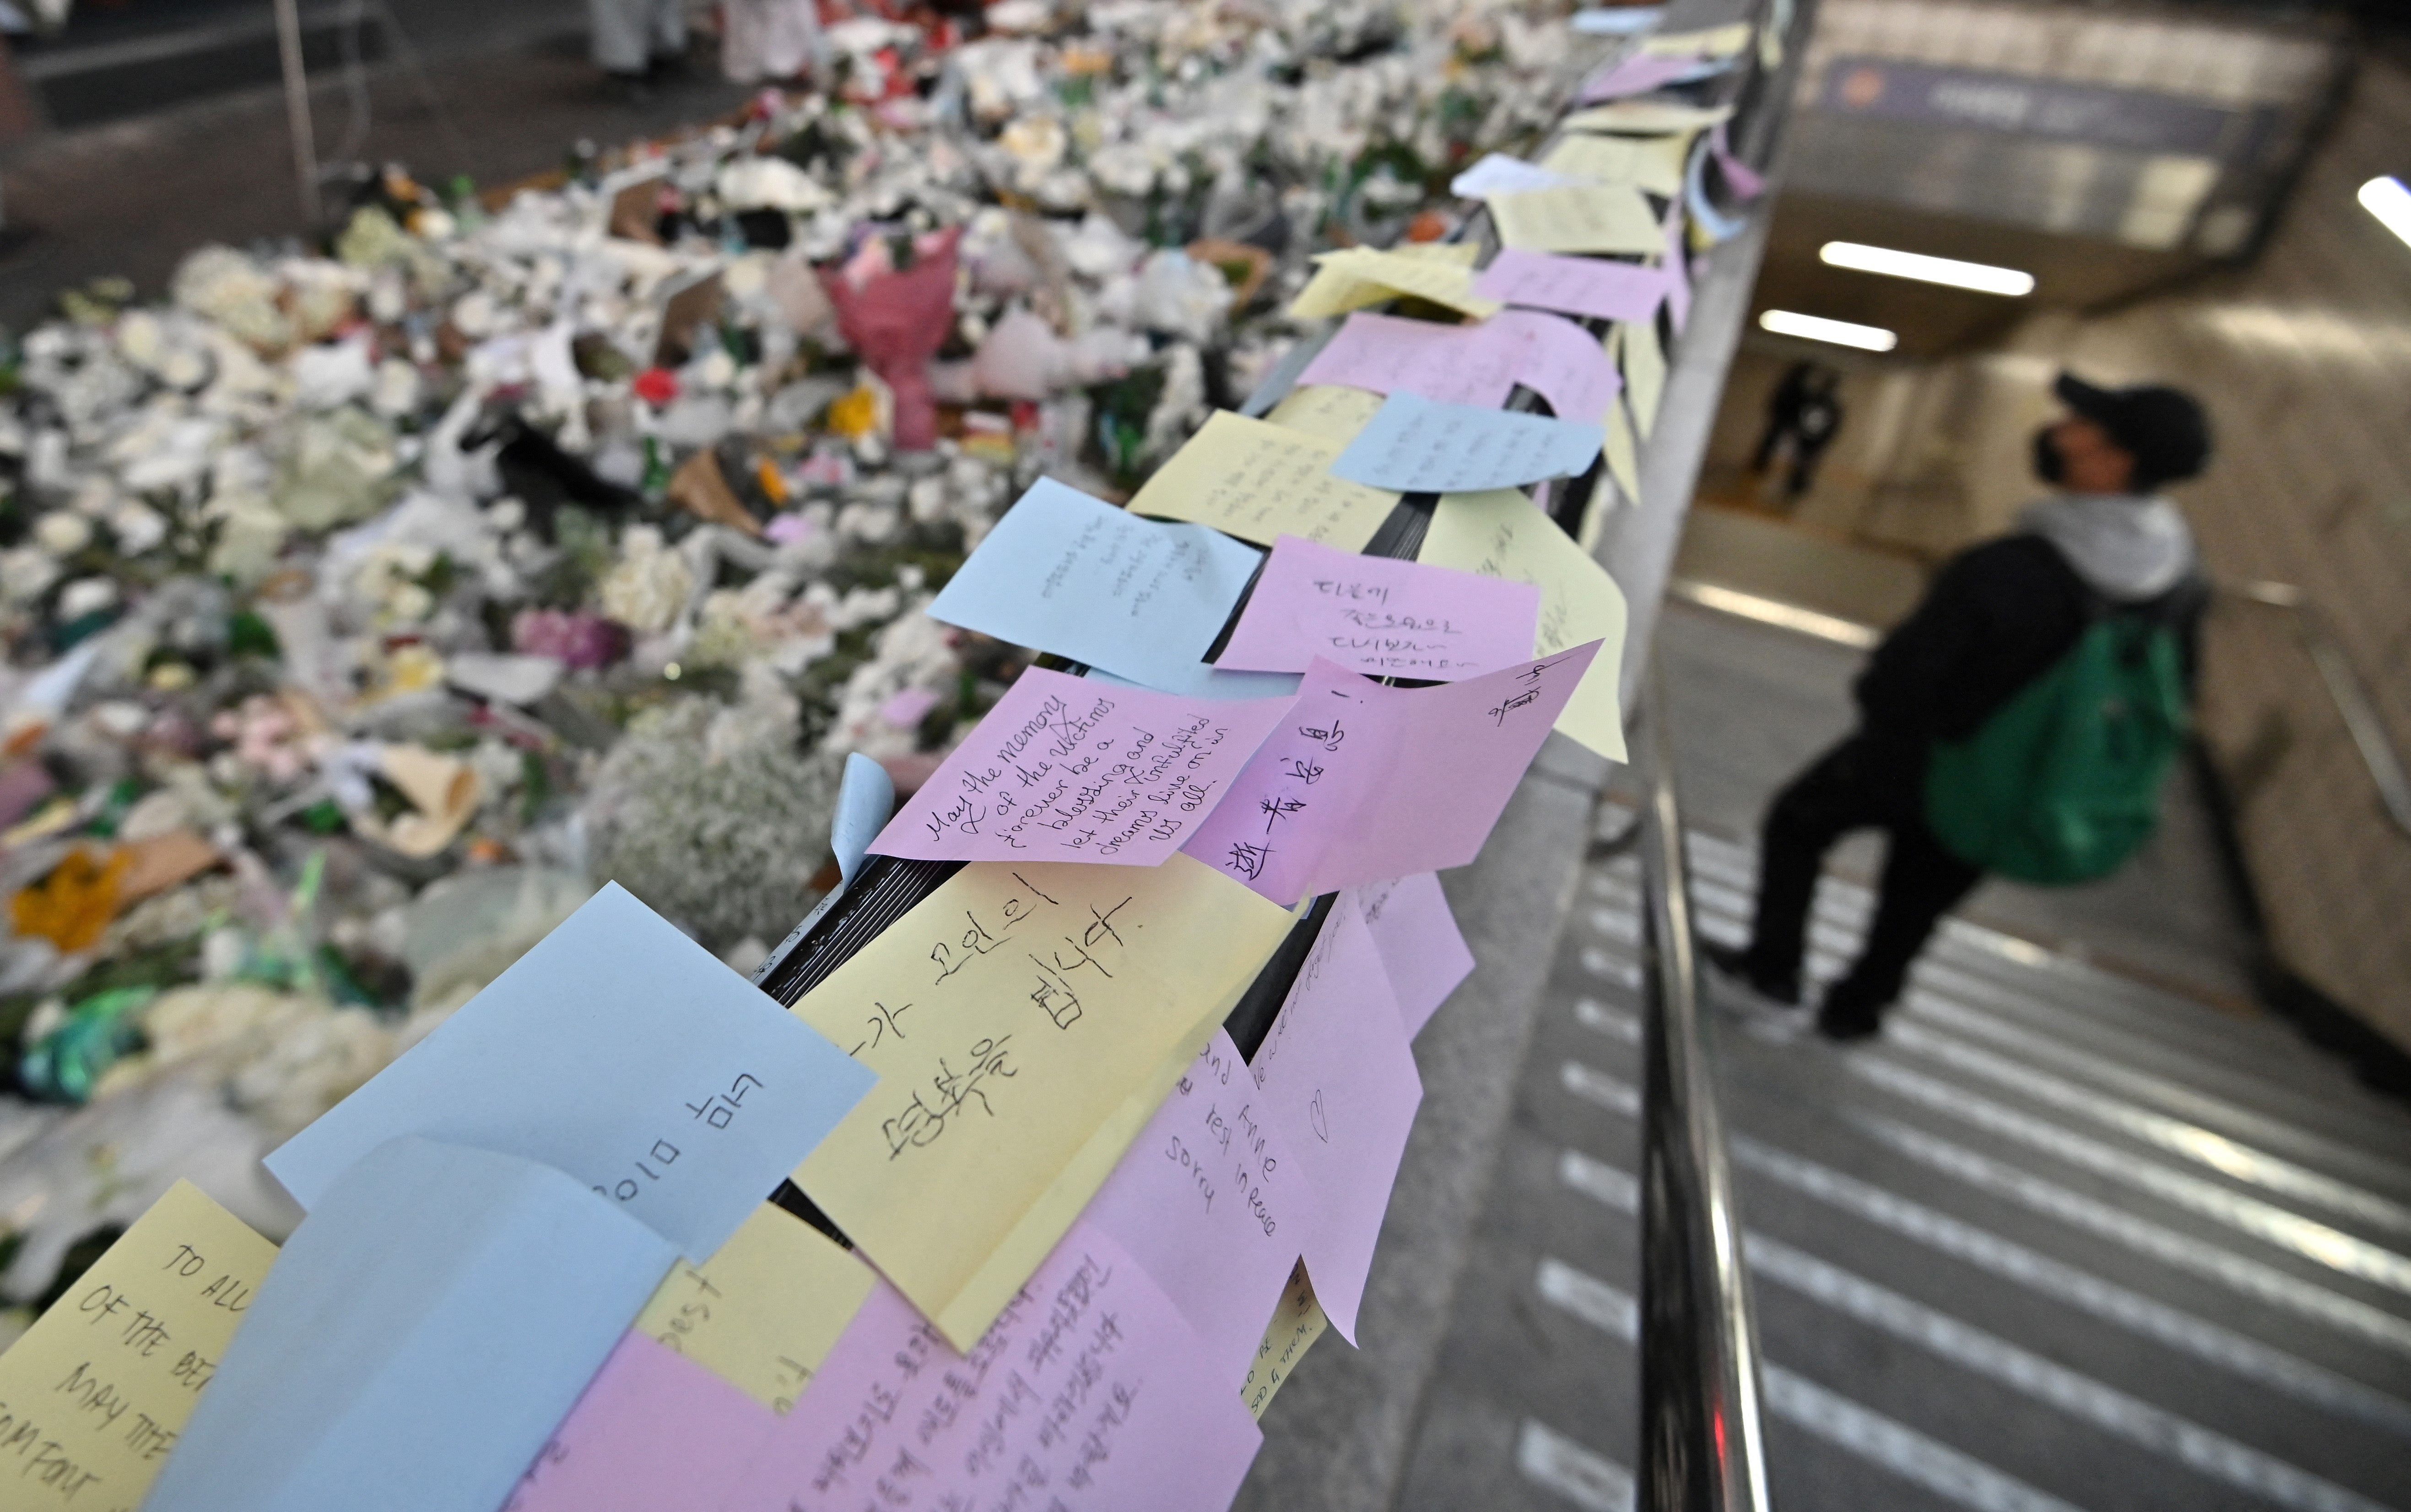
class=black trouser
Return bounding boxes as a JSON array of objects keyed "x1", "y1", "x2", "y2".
[{"x1": 1739, "y1": 734, "x2": 1984, "y2": 1024}]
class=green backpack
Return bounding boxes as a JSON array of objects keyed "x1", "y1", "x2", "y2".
[{"x1": 1924, "y1": 594, "x2": 2193, "y2": 886}]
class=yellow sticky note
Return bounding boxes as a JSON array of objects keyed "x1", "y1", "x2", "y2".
[
  {"x1": 1265, "y1": 383, "x2": 1387, "y2": 444},
  {"x1": 1388, "y1": 242, "x2": 1481, "y2": 268},
  {"x1": 0, "y1": 1181, "x2": 276, "y2": 1511},
  {"x1": 1488, "y1": 184, "x2": 1665, "y2": 256},
  {"x1": 1288, "y1": 247, "x2": 1502, "y2": 321},
  {"x1": 1643, "y1": 22, "x2": 1754, "y2": 57},
  {"x1": 791, "y1": 856, "x2": 1294, "y2": 1348},
  {"x1": 1420, "y1": 488, "x2": 1630, "y2": 761},
  {"x1": 632, "y1": 1201, "x2": 875, "y2": 1415},
  {"x1": 1565, "y1": 102, "x2": 1734, "y2": 136},
  {"x1": 1242, "y1": 1260, "x2": 1330, "y2": 1420},
  {"x1": 1618, "y1": 316, "x2": 1668, "y2": 439},
  {"x1": 1601, "y1": 392, "x2": 1642, "y2": 514},
  {"x1": 1542, "y1": 133, "x2": 1694, "y2": 199},
  {"x1": 1130, "y1": 410, "x2": 1400, "y2": 551}
]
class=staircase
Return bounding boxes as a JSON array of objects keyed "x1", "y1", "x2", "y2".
[{"x1": 1391, "y1": 821, "x2": 2411, "y2": 1512}]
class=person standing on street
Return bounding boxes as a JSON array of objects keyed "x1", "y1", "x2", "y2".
[
  {"x1": 591, "y1": 0, "x2": 689, "y2": 99},
  {"x1": 1750, "y1": 361, "x2": 1845, "y2": 503},
  {"x1": 1705, "y1": 372, "x2": 2213, "y2": 1040}
]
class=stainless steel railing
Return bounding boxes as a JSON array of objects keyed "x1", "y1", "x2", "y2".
[{"x1": 1632, "y1": 658, "x2": 1775, "y2": 1512}]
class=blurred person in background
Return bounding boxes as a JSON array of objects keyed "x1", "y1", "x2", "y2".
[
  {"x1": 1751, "y1": 360, "x2": 1844, "y2": 504},
  {"x1": 591, "y1": 0, "x2": 688, "y2": 98},
  {"x1": 724, "y1": 0, "x2": 823, "y2": 84},
  {"x1": 1706, "y1": 373, "x2": 2213, "y2": 1040}
]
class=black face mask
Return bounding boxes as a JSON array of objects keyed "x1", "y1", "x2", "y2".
[{"x1": 2032, "y1": 426, "x2": 2065, "y2": 486}]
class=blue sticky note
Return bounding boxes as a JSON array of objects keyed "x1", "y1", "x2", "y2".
[
  {"x1": 832, "y1": 752, "x2": 895, "y2": 883},
  {"x1": 927, "y1": 476, "x2": 1264, "y2": 692},
  {"x1": 1330, "y1": 392, "x2": 1606, "y2": 493},
  {"x1": 146, "y1": 1137, "x2": 676, "y2": 1512},
  {"x1": 265, "y1": 883, "x2": 876, "y2": 1261}
]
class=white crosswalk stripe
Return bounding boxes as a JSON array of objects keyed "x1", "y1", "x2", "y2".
[{"x1": 1515, "y1": 1420, "x2": 1633, "y2": 1512}]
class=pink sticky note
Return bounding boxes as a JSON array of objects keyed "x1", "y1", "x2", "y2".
[
  {"x1": 504, "y1": 1332, "x2": 779, "y2": 1512},
  {"x1": 1081, "y1": 1030, "x2": 1313, "y2": 1393},
  {"x1": 1350, "y1": 873, "x2": 1475, "y2": 1039},
  {"x1": 1217, "y1": 535, "x2": 1543, "y2": 682},
  {"x1": 1294, "y1": 309, "x2": 1623, "y2": 430},
  {"x1": 1180, "y1": 643, "x2": 1604, "y2": 907},
  {"x1": 1248, "y1": 902, "x2": 1423, "y2": 1342},
  {"x1": 868, "y1": 667, "x2": 1293, "y2": 864},
  {"x1": 1476, "y1": 248, "x2": 1670, "y2": 325},
  {"x1": 1579, "y1": 51, "x2": 1702, "y2": 103},
  {"x1": 730, "y1": 1223, "x2": 1263, "y2": 1512},
  {"x1": 1711, "y1": 121, "x2": 1766, "y2": 201}
]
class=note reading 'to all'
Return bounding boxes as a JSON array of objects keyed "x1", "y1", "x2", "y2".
[
  {"x1": 1331, "y1": 392, "x2": 1605, "y2": 495},
  {"x1": 1217, "y1": 534, "x2": 1541, "y2": 681},
  {"x1": 1132, "y1": 410, "x2": 1401, "y2": 552},
  {"x1": 1180, "y1": 644, "x2": 1602, "y2": 906},
  {"x1": 789, "y1": 856, "x2": 1296, "y2": 1347},
  {"x1": 0, "y1": 1180, "x2": 276, "y2": 1512},
  {"x1": 869, "y1": 667, "x2": 1291, "y2": 864}
]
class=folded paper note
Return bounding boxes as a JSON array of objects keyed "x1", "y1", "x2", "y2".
[
  {"x1": 1248, "y1": 900, "x2": 1423, "y2": 1341},
  {"x1": 725, "y1": 1222, "x2": 1265, "y2": 1512},
  {"x1": 1296, "y1": 309, "x2": 1623, "y2": 431},
  {"x1": 1351, "y1": 872, "x2": 1476, "y2": 1038},
  {"x1": 1081, "y1": 1029, "x2": 1313, "y2": 1393},
  {"x1": 1287, "y1": 246, "x2": 1503, "y2": 321},
  {"x1": 1543, "y1": 130, "x2": 1693, "y2": 198},
  {"x1": 505, "y1": 1333, "x2": 778, "y2": 1512},
  {"x1": 1489, "y1": 182, "x2": 1666, "y2": 256},
  {"x1": 925, "y1": 475, "x2": 1267, "y2": 697},
  {"x1": 1131, "y1": 410, "x2": 1400, "y2": 552},
  {"x1": 266, "y1": 883, "x2": 875, "y2": 1262},
  {"x1": 1331, "y1": 392, "x2": 1604, "y2": 494},
  {"x1": 1476, "y1": 248, "x2": 1670, "y2": 325},
  {"x1": 1217, "y1": 534, "x2": 1542, "y2": 681},
  {"x1": 829, "y1": 753, "x2": 893, "y2": 885},
  {"x1": 1417, "y1": 486, "x2": 1631, "y2": 761},
  {"x1": 0, "y1": 1180, "x2": 276, "y2": 1512},
  {"x1": 789, "y1": 856, "x2": 1294, "y2": 1347},
  {"x1": 1242, "y1": 1260, "x2": 1330, "y2": 1420},
  {"x1": 629, "y1": 1200, "x2": 875, "y2": 1414},
  {"x1": 1181, "y1": 645, "x2": 1602, "y2": 905},
  {"x1": 870, "y1": 667, "x2": 1291, "y2": 864},
  {"x1": 147, "y1": 1137, "x2": 678, "y2": 1512}
]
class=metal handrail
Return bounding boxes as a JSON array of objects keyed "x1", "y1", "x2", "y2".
[
  {"x1": 1634, "y1": 653, "x2": 1774, "y2": 1512},
  {"x1": 2231, "y1": 581, "x2": 2411, "y2": 838}
]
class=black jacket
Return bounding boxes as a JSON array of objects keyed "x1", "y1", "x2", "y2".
[{"x1": 1854, "y1": 535, "x2": 2203, "y2": 760}]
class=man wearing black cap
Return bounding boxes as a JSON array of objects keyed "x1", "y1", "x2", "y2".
[{"x1": 1704, "y1": 373, "x2": 2214, "y2": 1040}]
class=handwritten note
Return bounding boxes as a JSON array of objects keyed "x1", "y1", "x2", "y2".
[
  {"x1": 789, "y1": 857, "x2": 1296, "y2": 1347},
  {"x1": 506, "y1": 1333, "x2": 778, "y2": 1512},
  {"x1": 1489, "y1": 183, "x2": 1665, "y2": 256},
  {"x1": 1616, "y1": 316, "x2": 1668, "y2": 438},
  {"x1": 1644, "y1": 21, "x2": 1754, "y2": 57},
  {"x1": 1350, "y1": 872, "x2": 1475, "y2": 1039},
  {"x1": 1081, "y1": 1030, "x2": 1310, "y2": 1393},
  {"x1": 1263, "y1": 383, "x2": 1387, "y2": 443},
  {"x1": 1217, "y1": 534, "x2": 1542, "y2": 681},
  {"x1": 1417, "y1": 487, "x2": 1631, "y2": 761},
  {"x1": 1180, "y1": 645, "x2": 1601, "y2": 906},
  {"x1": 1578, "y1": 50, "x2": 1703, "y2": 103},
  {"x1": 0, "y1": 1181, "x2": 274, "y2": 1512},
  {"x1": 1287, "y1": 246, "x2": 1502, "y2": 321},
  {"x1": 1242, "y1": 1261, "x2": 1330, "y2": 1420},
  {"x1": 1296, "y1": 309, "x2": 1623, "y2": 430},
  {"x1": 146, "y1": 1137, "x2": 678, "y2": 1512},
  {"x1": 1565, "y1": 100, "x2": 1733, "y2": 135},
  {"x1": 1331, "y1": 392, "x2": 1604, "y2": 494},
  {"x1": 1603, "y1": 391, "x2": 1643, "y2": 509},
  {"x1": 870, "y1": 668, "x2": 1290, "y2": 865},
  {"x1": 631, "y1": 1201, "x2": 876, "y2": 1414},
  {"x1": 1130, "y1": 410, "x2": 1400, "y2": 552},
  {"x1": 266, "y1": 883, "x2": 875, "y2": 1261},
  {"x1": 1248, "y1": 900, "x2": 1423, "y2": 1342},
  {"x1": 924, "y1": 475, "x2": 1266, "y2": 698},
  {"x1": 1476, "y1": 248, "x2": 1670, "y2": 325},
  {"x1": 1542, "y1": 130, "x2": 1693, "y2": 197},
  {"x1": 724, "y1": 1223, "x2": 1265, "y2": 1512}
]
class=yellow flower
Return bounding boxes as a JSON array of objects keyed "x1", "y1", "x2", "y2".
[
  {"x1": 12, "y1": 847, "x2": 131, "y2": 954},
  {"x1": 827, "y1": 385, "x2": 883, "y2": 440}
]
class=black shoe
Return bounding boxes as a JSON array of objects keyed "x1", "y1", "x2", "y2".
[
  {"x1": 1699, "y1": 940, "x2": 1801, "y2": 1008},
  {"x1": 1814, "y1": 989, "x2": 1885, "y2": 1043}
]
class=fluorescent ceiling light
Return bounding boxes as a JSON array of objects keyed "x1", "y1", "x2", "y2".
[
  {"x1": 1758, "y1": 309, "x2": 1897, "y2": 352},
  {"x1": 1819, "y1": 241, "x2": 2036, "y2": 296},
  {"x1": 2360, "y1": 176, "x2": 2411, "y2": 249}
]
